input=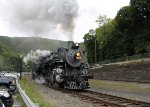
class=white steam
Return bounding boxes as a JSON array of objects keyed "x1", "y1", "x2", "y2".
[
  {"x1": 0, "y1": 0, "x2": 79, "y2": 40},
  {"x1": 35, "y1": 76, "x2": 46, "y2": 84},
  {"x1": 23, "y1": 49, "x2": 50, "y2": 64}
]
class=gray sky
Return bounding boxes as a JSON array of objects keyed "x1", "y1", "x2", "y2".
[
  {"x1": 74, "y1": 0, "x2": 130, "y2": 42},
  {"x1": 0, "y1": 0, "x2": 130, "y2": 42}
]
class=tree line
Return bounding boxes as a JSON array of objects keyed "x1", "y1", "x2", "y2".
[
  {"x1": 83, "y1": 0, "x2": 150, "y2": 63},
  {"x1": 0, "y1": 42, "x2": 23, "y2": 72}
]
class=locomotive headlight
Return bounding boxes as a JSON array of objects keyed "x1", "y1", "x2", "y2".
[
  {"x1": 76, "y1": 52, "x2": 80, "y2": 57},
  {"x1": 76, "y1": 52, "x2": 81, "y2": 59}
]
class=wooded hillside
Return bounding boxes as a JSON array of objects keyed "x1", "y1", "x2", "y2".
[{"x1": 83, "y1": 0, "x2": 150, "y2": 63}]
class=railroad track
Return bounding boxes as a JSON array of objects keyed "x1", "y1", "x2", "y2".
[
  {"x1": 44, "y1": 83, "x2": 150, "y2": 107},
  {"x1": 67, "y1": 90, "x2": 150, "y2": 107}
]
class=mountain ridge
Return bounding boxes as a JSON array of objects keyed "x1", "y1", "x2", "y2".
[{"x1": 0, "y1": 36, "x2": 68, "y2": 53}]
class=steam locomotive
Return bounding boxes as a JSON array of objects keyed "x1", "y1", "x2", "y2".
[{"x1": 32, "y1": 41, "x2": 93, "y2": 90}]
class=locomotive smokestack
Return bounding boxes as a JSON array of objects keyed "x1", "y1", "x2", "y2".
[{"x1": 68, "y1": 41, "x2": 79, "y2": 50}]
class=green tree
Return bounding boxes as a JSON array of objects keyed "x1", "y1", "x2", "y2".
[
  {"x1": 130, "y1": 0, "x2": 150, "y2": 53},
  {"x1": 83, "y1": 30, "x2": 95, "y2": 63},
  {"x1": 96, "y1": 20, "x2": 116, "y2": 59},
  {"x1": 115, "y1": 6, "x2": 135, "y2": 56},
  {"x1": 84, "y1": 0, "x2": 150, "y2": 63},
  {"x1": 96, "y1": 15, "x2": 111, "y2": 27}
]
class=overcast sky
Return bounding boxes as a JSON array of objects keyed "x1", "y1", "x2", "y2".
[
  {"x1": 74, "y1": 0, "x2": 130, "y2": 42},
  {"x1": 0, "y1": 0, "x2": 130, "y2": 42}
]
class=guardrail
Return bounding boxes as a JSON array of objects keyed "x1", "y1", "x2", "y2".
[{"x1": 16, "y1": 80, "x2": 39, "y2": 107}]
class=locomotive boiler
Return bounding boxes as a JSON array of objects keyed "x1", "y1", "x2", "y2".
[{"x1": 32, "y1": 41, "x2": 93, "y2": 90}]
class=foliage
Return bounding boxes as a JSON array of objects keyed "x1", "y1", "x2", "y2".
[
  {"x1": 95, "y1": 15, "x2": 111, "y2": 27},
  {"x1": 130, "y1": 0, "x2": 150, "y2": 53},
  {"x1": 83, "y1": 32, "x2": 95, "y2": 63},
  {"x1": 83, "y1": 0, "x2": 150, "y2": 63},
  {"x1": 96, "y1": 20, "x2": 117, "y2": 59},
  {"x1": 0, "y1": 41, "x2": 21, "y2": 72}
]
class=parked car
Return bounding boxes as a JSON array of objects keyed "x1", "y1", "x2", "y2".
[
  {"x1": 3, "y1": 73, "x2": 18, "y2": 79},
  {"x1": 0, "y1": 86, "x2": 14, "y2": 107},
  {"x1": 0, "y1": 99, "x2": 5, "y2": 107},
  {"x1": 0, "y1": 76, "x2": 16, "y2": 93}
]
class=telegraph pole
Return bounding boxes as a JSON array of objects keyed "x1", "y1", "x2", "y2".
[
  {"x1": 20, "y1": 55, "x2": 23, "y2": 80},
  {"x1": 95, "y1": 38, "x2": 97, "y2": 63}
]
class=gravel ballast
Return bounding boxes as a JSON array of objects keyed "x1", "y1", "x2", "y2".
[{"x1": 28, "y1": 76, "x2": 95, "y2": 107}]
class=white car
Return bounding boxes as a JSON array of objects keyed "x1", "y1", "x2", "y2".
[
  {"x1": 0, "y1": 87, "x2": 14, "y2": 107},
  {"x1": 3, "y1": 73, "x2": 18, "y2": 79}
]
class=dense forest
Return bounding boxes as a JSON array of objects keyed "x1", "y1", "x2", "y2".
[
  {"x1": 0, "y1": 40, "x2": 20, "y2": 71},
  {"x1": 83, "y1": 0, "x2": 150, "y2": 63}
]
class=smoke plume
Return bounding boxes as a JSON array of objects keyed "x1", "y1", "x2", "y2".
[
  {"x1": 0, "y1": 0, "x2": 79, "y2": 40},
  {"x1": 23, "y1": 49, "x2": 50, "y2": 64}
]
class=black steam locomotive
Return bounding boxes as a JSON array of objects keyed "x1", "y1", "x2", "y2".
[{"x1": 32, "y1": 41, "x2": 93, "y2": 90}]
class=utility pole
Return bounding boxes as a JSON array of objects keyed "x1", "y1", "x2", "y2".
[
  {"x1": 20, "y1": 55, "x2": 23, "y2": 80},
  {"x1": 95, "y1": 38, "x2": 97, "y2": 63},
  {"x1": 28, "y1": 66, "x2": 29, "y2": 74}
]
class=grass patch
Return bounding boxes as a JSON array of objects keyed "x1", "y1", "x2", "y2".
[
  {"x1": 19, "y1": 76, "x2": 54, "y2": 107},
  {"x1": 89, "y1": 79, "x2": 150, "y2": 94}
]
